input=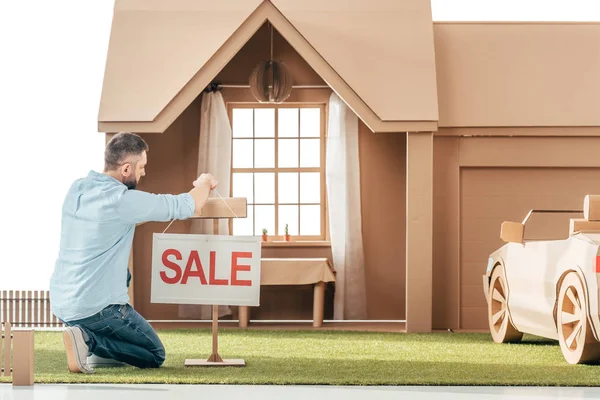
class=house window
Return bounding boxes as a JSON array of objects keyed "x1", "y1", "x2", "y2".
[{"x1": 228, "y1": 104, "x2": 327, "y2": 241}]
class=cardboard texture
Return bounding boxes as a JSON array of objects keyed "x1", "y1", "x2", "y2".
[
  {"x1": 194, "y1": 197, "x2": 247, "y2": 219},
  {"x1": 1, "y1": 322, "x2": 10, "y2": 377},
  {"x1": 570, "y1": 218, "x2": 600, "y2": 234},
  {"x1": 237, "y1": 258, "x2": 335, "y2": 328},
  {"x1": 98, "y1": 0, "x2": 436, "y2": 133},
  {"x1": 584, "y1": 195, "x2": 600, "y2": 221},
  {"x1": 95, "y1": 0, "x2": 600, "y2": 334},
  {"x1": 271, "y1": 0, "x2": 438, "y2": 122},
  {"x1": 12, "y1": 330, "x2": 34, "y2": 386},
  {"x1": 405, "y1": 132, "x2": 433, "y2": 333},
  {"x1": 500, "y1": 221, "x2": 524, "y2": 243},
  {"x1": 259, "y1": 258, "x2": 335, "y2": 285},
  {"x1": 129, "y1": 78, "x2": 402, "y2": 323},
  {"x1": 99, "y1": 0, "x2": 263, "y2": 122},
  {"x1": 484, "y1": 215, "x2": 600, "y2": 363},
  {"x1": 434, "y1": 23, "x2": 600, "y2": 127},
  {"x1": 0, "y1": 323, "x2": 33, "y2": 386},
  {"x1": 458, "y1": 166, "x2": 600, "y2": 330},
  {"x1": 432, "y1": 137, "x2": 459, "y2": 330}
]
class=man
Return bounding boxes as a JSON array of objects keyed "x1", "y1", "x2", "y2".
[{"x1": 49, "y1": 132, "x2": 217, "y2": 374}]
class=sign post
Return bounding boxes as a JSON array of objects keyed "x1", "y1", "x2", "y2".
[{"x1": 150, "y1": 197, "x2": 257, "y2": 366}]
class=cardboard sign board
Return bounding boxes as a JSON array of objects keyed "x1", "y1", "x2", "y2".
[{"x1": 151, "y1": 233, "x2": 261, "y2": 307}]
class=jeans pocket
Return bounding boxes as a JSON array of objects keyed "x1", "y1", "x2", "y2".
[
  {"x1": 117, "y1": 304, "x2": 131, "y2": 320},
  {"x1": 85, "y1": 318, "x2": 115, "y2": 334},
  {"x1": 95, "y1": 324, "x2": 115, "y2": 336},
  {"x1": 96, "y1": 324, "x2": 126, "y2": 342}
]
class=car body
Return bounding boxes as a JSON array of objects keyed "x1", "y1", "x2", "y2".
[{"x1": 483, "y1": 209, "x2": 600, "y2": 364}]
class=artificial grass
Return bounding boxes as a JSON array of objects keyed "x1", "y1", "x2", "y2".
[{"x1": 4, "y1": 329, "x2": 600, "y2": 386}]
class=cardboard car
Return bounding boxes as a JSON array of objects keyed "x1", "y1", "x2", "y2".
[{"x1": 483, "y1": 195, "x2": 600, "y2": 364}]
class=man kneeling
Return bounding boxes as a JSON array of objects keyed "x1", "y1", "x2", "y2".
[{"x1": 49, "y1": 132, "x2": 217, "y2": 373}]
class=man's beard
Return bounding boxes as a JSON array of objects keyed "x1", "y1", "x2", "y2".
[{"x1": 124, "y1": 176, "x2": 137, "y2": 190}]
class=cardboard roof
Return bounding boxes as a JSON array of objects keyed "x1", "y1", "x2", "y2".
[{"x1": 98, "y1": 0, "x2": 439, "y2": 134}]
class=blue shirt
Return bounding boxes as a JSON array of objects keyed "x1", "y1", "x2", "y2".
[{"x1": 49, "y1": 170, "x2": 195, "y2": 322}]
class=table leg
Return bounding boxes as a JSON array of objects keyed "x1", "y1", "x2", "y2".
[
  {"x1": 238, "y1": 306, "x2": 249, "y2": 328},
  {"x1": 313, "y1": 281, "x2": 325, "y2": 328}
]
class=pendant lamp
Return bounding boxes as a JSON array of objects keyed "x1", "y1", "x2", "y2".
[{"x1": 249, "y1": 23, "x2": 293, "y2": 103}]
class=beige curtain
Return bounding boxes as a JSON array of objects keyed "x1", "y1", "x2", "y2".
[
  {"x1": 178, "y1": 90, "x2": 233, "y2": 320},
  {"x1": 326, "y1": 92, "x2": 368, "y2": 320}
]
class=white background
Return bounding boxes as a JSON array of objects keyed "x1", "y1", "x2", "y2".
[{"x1": 0, "y1": 0, "x2": 599, "y2": 290}]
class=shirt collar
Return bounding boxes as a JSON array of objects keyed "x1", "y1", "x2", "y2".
[{"x1": 87, "y1": 170, "x2": 123, "y2": 186}]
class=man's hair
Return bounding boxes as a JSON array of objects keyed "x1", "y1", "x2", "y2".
[{"x1": 104, "y1": 132, "x2": 149, "y2": 171}]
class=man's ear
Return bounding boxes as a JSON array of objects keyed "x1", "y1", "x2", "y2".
[{"x1": 121, "y1": 163, "x2": 131, "y2": 177}]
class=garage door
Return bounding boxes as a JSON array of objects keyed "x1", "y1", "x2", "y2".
[{"x1": 460, "y1": 167, "x2": 600, "y2": 330}]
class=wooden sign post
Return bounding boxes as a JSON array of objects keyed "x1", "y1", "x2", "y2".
[{"x1": 150, "y1": 197, "x2": 259, "y2": 367}]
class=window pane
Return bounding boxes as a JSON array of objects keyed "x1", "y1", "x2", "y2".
[
  {"x1": 255, "y1": 205, "x2": 275, "y2": 236},
  {"x1": 278, "y1": 205, "x2": 298, "y2": 235},
  {"x1": 254, "y1": 139, "x2": 275, "y2": 168},
  {"x1": 300, "y1": 172, "x2": 320, "y2": 203},
  {"x1": 278, "y1": 108, "x2": 298, "y2": 137},
  {"x1": 255, "y1": 108, "x2": 275, "y2": 138},
  {"x1": 232, "y1": 139, "x2": 253, "y2": 168},
  {"x1": 232, "y1": 108, "x2": 253, "y2": 138},
  {"x1": 300, "y1": 138, "x2": 320, "y2": 167},
  {"x1": 278, "y1": 139, "x2": 299, "y2": 168},
  {"x1": 254, "y1": 173, "x2": 275, "y2": 204},
  {"x1": 300, "y1": 205, "x2": 321, "y2": 236},
  {"x1": 278, "y1": 172, "x2": 298, "y2": 204},
  {"x1": 300, "y1": 108, "x2": 320, "y2": 137},
  {"x1": 233, "y1": 205, "x2": 254, "y2": 236},
  {"x1": 232, "y1": 173, "x2": 253, "y2": 203}
]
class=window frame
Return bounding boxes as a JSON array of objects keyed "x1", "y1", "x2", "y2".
[{"x1": 227, "y1": 102, "x2": 329, "y2": 242}]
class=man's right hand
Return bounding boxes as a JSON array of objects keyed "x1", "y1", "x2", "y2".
[
  {"x1": 189, "y1": 173, "x2": 218, "y2": 215},
  {"x1": 193, "y1": 173, "x2": 218, "y2": 190}
]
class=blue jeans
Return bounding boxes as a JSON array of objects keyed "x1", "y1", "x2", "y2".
[{"x1": 64, "y1": 271, "x2": 165, "y2": 368}]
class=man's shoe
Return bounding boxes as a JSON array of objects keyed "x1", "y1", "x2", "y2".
[
  {"x1": 87, "y1": 354, "x2": 126, "y2": 368},
  {"x1": 63, "y1": 326, "x2": 94, "y2": 374}
]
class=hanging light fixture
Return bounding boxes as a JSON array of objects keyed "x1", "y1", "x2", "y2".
[{"x1": 249, "y1": 22, "x2": 293, "y2": 103}]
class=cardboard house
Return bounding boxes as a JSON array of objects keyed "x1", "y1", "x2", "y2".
[{"x1": 97, "y1": 0, "x2": 600, "y2": 333}]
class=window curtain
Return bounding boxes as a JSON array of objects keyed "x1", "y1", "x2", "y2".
[
  {"x1": 179, "y1": 90, "x2": 233, "y2": 320},
  {"x1": 326, "y1": 92, "x2": 368, "y2": 320}
]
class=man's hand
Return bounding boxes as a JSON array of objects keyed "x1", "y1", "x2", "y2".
[
  {"x1": 189, "y1": 173, "x2": 218, "y2": 215},
  {"x1": 193, "y1": 173, "x2": 218, "y2": 190}
]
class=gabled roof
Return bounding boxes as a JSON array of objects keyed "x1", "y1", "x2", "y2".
[{"x1": 98, "y1": 0, "x2": 439, "y2": 133}]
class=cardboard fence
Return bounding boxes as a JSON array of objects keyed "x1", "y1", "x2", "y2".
[{"x1": 151, "y1": 197, "x2": 259, "y2": 367}]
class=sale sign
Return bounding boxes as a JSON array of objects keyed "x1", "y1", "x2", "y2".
[{"x1": 150, "y1": 233, "x2": 261, "y2": 306}]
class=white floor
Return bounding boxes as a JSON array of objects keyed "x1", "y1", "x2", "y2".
[{"x1": 3, "y1": 384, "x2": 600, "y2": 400}]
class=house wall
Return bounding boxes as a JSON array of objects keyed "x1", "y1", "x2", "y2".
[
  {"x1": 434, "y1": 22, "x2": 600, "y2": 128},
  {"x1": 433, "y1": 135, "x2": 600, "y2": 330},
  {"x1": 432, "y1": 22, "x2": 600, "y2": 331},
  {"x1": 131, "y1": 21, "x2": 600, "y2": 329},
  {"x1": 131, "y1": 24, "x2": 407, "y2": 321}
]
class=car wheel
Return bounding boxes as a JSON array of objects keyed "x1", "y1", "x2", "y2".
[
  {"x1": 557, "y1": 272, "x2": 600, "y2": 364},
  {"x1": 488, "y1": 266, "x2": 523, "y2": 343}
]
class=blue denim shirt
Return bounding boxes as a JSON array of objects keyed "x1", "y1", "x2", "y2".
[{"x1": 49, "y1": 170, "x2": 195, "y2": 322}]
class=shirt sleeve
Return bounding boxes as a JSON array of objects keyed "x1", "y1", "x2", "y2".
[{"x1": 117, "y1": 190, "x2": 195, "y2": 225}]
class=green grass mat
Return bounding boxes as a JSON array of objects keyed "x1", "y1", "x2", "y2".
[{"x1": 3, "y1": 329, "x2": 600, "y2": 386}]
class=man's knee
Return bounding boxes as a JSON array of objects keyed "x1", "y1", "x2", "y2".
[{"x1": 150, "y1": 344, "x2": 165, "y2": 368}]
